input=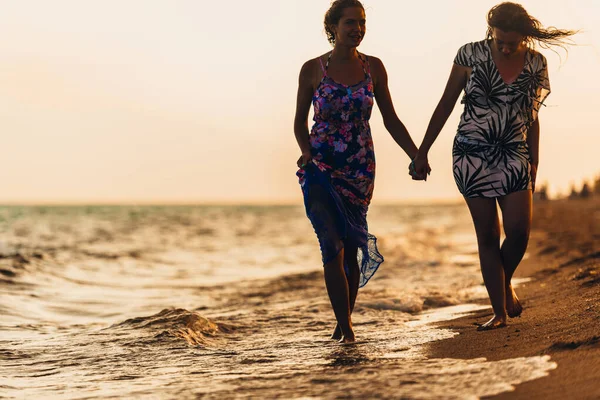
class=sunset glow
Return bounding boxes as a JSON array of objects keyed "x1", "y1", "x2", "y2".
[{"x1": 1, "y1": 0, "x2": 598, "y2": 203}]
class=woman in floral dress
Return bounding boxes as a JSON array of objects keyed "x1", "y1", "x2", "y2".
[
  {"x1": 294, "y1": 0, "x2": 422, "y2": 343},
  {"x1": 412, "y1": 2, "x2": 576, "y2": 330}
]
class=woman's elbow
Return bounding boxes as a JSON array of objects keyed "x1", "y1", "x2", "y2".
[
  {"x1": 293, "y1": 116, "x2": 306, "y2": 128},
  {"x1": 382, "y1": 114, "x2": 401, "y2": 131}
]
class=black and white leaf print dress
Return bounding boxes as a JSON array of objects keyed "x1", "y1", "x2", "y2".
[{"x1": 452, "y1": 40, "x2": 550, "y2": 198}]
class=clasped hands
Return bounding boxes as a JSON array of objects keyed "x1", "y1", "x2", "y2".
[
  {"x1": 409, "y1": 153, "x2": 431, "y2": 181},
  {"x1": 297, "y1": 151, "x2": 431, "y2": 181}
]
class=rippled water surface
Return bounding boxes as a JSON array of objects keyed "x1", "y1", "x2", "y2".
[{"x1": 0, "y1": 205, "x2": 556, "y2": 398}]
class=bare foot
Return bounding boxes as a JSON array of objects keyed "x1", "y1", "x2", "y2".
[
  {"x1": 506, "y1": 285, "x2": 523, "y2": 318},
  {"x1": 477, "y1": 315, "x2": 507, "y2": 331},
  {"x1": 339, "y1": 334, "x2": 356, "y2": 344},
  {"x1": 331, "y1": 324, "x2": 342, "y2": 340}
]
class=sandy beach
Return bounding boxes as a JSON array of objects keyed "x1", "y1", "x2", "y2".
[{"x1": 427, "y1": 197, "x2": 600, "y2": 399}]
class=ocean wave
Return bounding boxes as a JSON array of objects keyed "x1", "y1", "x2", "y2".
[
  {"x1": 110, "y1": 308, "x2": 235, "y2": 346},
  {"x1": 0, "y1": 250, "x2": 48, "y2": 283}
]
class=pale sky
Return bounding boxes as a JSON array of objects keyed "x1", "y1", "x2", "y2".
[{"x1": 1, "y1": 0, "x2": 598, "y2": 204}]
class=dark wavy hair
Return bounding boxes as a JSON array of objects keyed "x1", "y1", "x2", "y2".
[
  {"x1": 324, "y1": 0, "x2": 365, "y2": 45},
  {"x1": 486, "y1": 2, "x2": 577, "y2": 49}
]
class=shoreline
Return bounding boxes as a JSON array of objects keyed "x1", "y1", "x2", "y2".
[
  {"x1": 425, "y1": 198, "x2": 600, "y2": 399},
  {"x1": 2, "y1": 200, "x2": 597, "y2": 398}
]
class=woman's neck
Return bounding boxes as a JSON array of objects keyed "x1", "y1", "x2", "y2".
[{"x1": 331, "y1": 46, "x2": 359, "y2": 62}]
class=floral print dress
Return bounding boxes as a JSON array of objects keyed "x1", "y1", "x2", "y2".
[
  {"x1": 297, "y1": 52, "x2": 383, "y2": 287},
  {"x1": 453, "y1": 40, "x2": 551, "y2": 197}
]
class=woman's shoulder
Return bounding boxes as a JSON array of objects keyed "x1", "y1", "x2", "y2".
[
  {"x1": 302, "y1": 52, "x2": 334, "y2": 71},
  {"x1": 359, "y1": 54, "x2": 384, "y2": 72},
  {"x1": 300, "y1": 56, "x2": 320, "y2": 71},
  {"x1": 528, "y1": 48, "x2": 548, "y2": 66},
  {"x1": 299, "y1": 54, "x2": 328, "y2": 80},
  {"x1": 357, "y1": 54, "x2": 385, "y2": 82},
  {"x1": 315, "y1": 52, "x2": 332, "y2": 64},
  {"x1": 457, "y1": 39, "x2": 487, "y2": 50},
  {"x1": 454, "y1": 40, "x2": 488, "y2": 66},
  {"x1": 361, "y1": 53, "x2": 380, "y2": 63}
]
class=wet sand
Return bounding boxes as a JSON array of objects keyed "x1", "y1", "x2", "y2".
[{"x1": 427, "y1": 198, "x2": 600, "y2": 400}]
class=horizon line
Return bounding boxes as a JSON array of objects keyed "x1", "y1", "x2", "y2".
[{"x1": 0, "y1": 197, "x2": 465, "y2": 207}]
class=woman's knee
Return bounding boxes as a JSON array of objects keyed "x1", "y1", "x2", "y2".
[
  {"x1": 476, "y1": 230, "x2": 501, "y2": 249},
  {"x1": 344, "y1": 247, "x2": 359, "y2": 269},
  {"x1": 324, "y1": 247, "x2": 345, "y2": 270},
  {"x1": 505, "y1": 224, "x2": 530, "y2": 246}
]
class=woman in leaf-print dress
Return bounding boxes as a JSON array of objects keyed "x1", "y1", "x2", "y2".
[
  {"x1": 411, "y1": 2, "x2": 576, "y2": 331},
  {"x1": 294, "y1": 0, "x2": 423, "y2": 343}
]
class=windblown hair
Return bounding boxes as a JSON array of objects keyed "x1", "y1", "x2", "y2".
[
  {"x1": 486, "y1": 2, "x2": 577, "y2": 49},
  {"x1": 324, "y1": 0, "x2": 365, "y2": 45}
]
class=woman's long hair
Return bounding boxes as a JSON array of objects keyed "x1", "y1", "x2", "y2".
[{"x1": 486, "y1": 2, "x2": 577, "y2": 49}]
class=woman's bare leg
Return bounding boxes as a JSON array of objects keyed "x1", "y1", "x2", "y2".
[
  {"x1": 324, "y1": 248, "x2": 355, "y2": 342},
  {"x1": 332, "y1": 246, "x2": 360, "y2": 340},
  {"x1": 498, "y1": 190, "x2": 532, "y2": 317},
  {"x1": 465, "y1": 197, "x2": 507, "y2": 330}
]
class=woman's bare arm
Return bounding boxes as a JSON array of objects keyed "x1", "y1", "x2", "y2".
[
  {"x1": 294, "y1": 60, "x2": 316, "y2": 166},
  {"x1": 370, "y1": 56, "x2": 419, "y2": 160},
  {"x1": 527, "y1": 117, "x2": 540, "y2": 191},
  {"x1": 413, "y1": 63, "x2": 469, "y2": 176}
]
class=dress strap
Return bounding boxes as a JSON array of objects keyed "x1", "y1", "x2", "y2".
[
  {"x1": 318, "y1": 57, "x2": 326, "y2": 75},
  {"x1": 318, "y1": 53, "x2": 332, "y2": 81},
  {"x1": 320, "y1": 52, "x2": 370, "y2": 80},
  {"x1": 324, "y1": 52, "x2": 332, "y2": 75},
  {"x1": 360, "y1": 54, "x2": 371, "y2": 77}
]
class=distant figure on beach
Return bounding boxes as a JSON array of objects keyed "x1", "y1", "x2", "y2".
[
  {"x1": 533, "y1": 182, "x2": 548, "y2": 201},
  {"x1": 578, "y1": 183, "x2": 591, "y2": 198},
  {"x1": 294, "y1": 0, "x2": 424, "y2": 342},
  {"x1": 410, "y1": 2, "x2": 576, "y2": 330}
]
